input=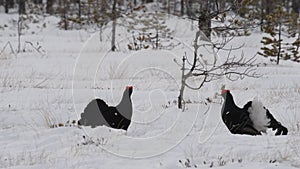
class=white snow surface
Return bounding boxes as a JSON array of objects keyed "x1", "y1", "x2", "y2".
[
  {"x1": 0, "y1": 13, "x2": 300, "y2": 169},
  {"x1": 248, "y1": 97, "x2": 270, "y2": 132}
]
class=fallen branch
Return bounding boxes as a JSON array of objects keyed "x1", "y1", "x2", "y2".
[
  {"x1": 24, "y1": 41, "x2": 46, "y2": 57},
  {"x1": 0, "y1": 41, "x2": 17, "y2": 58},
  {"x1": 33, "y1": 78, "x2": 48, "y2": 88}
]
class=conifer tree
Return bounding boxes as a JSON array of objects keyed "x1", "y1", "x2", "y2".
[
  {"x1": 125, "y1": 8, "x2": 173, "y2": 50},
  {"x1": 258, "y1": 4, "x2": 300, "y2": 64}
]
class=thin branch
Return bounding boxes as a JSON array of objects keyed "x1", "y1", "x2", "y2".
[
  {"x1": 24, "y1": 41, "x2": 46, "y2": 56},
  {"x1": 173, "y1": 58, "x2": 183, "y2": 67}
]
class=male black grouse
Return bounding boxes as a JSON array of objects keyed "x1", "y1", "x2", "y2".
[
  {"x1": 78, "y1": 86, "x2": 133, "y2": 130},
  {"x1": 221, "y1": 89, "x2": 288, "y2": 136}
]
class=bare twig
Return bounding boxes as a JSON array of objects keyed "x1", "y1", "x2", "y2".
[
  {"x1": 33, "y1": 78, "x2": 48, "y2": 88},
  {"x1": 24, "y1": 41, "x2": 46, "y2": 57}
]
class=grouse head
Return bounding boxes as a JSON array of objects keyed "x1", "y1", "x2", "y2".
[
  {"x1": 221, "y1": 89, "x2": 231, "y2": 98},
  {"x1": 221, "y1": 89, "x2": 236, "y2": 111},
  {"x1": 126, "y1": 86, "x2": 133, "y2": 96}
]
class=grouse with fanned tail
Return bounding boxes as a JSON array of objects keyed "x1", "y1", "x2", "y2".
[{"x1": 221, "y1": 89, "x2": 288, "y2": 136}]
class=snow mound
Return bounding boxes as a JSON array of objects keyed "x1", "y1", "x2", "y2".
[{"x1": 247, "y1": 97, "x2": 270, "y2": 132}]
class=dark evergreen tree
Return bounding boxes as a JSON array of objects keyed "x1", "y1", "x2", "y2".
[
  {"x1": 46, "y1": 0, "x2": 54, "y2": 14},
  {"x1": 19, "y1": 0, "x2": 26, "y2": 14},
  {"x1": 4, "y1": 0, "x2": 8, "y2": 13},
  {"x1": 33, "y1": 0, "x2": 43, "y2": 4},
  {"x1": 259, "y1": 4, "x2": 300, "y2": 64},
  {"x1": 292, "y1": 0, "x2": 300, "y2": 14}
]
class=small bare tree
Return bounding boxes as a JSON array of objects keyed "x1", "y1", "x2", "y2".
[{"x1": 176, "y1": 31, "x2": 260, "y2": 109}]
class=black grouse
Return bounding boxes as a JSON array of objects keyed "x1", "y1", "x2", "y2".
[
  {"x1": 221, "y1": 89, "x2": 288, "y2": 136},
  {"x1": 78, "y1": 86, "x2": 133, "y2": 130}
]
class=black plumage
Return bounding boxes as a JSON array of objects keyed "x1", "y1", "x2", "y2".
[
  {"x1": 221, "y1": 89, "x2": 288, "y2": 136},
  {"x1": 78, "y1": 86, "x2": 133, "y2": 130},
  {"x1": 221, "y1": 89, "x2": 260, "y2": 135}
]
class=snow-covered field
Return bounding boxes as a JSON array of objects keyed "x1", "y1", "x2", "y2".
[{"x1": 0, "y1": 13, "x2": 300, "y2": 169}]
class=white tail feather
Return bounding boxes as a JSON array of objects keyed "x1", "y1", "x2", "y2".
[{"x1": 247, "y1": 97, "x2": 270, "y2": 132}]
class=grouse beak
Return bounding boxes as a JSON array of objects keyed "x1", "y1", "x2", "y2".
[
  {"x1": 126, "y1": 86, "x2": 133, "y2": 96},
  {"x1": 126, "y1": 86, "x2": 133, "y2": 90},
  {"x1": 221, "y1": 89, "x2": 230, "y2": 94},
  {"x1": 220, "y1": 89, "x2": 230, "y2": 99}
]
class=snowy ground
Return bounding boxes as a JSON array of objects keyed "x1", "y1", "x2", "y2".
[{"x1": 0, "y1": 13, "x2": 300, "y2": 169}]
